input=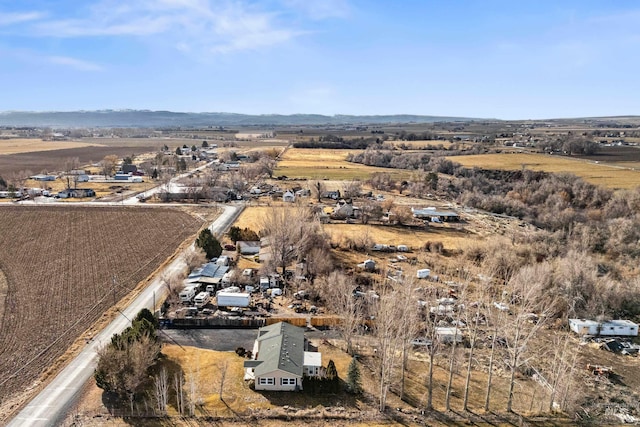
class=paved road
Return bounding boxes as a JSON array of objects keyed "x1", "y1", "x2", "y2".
[{"x1": 7, "y1": 204, "x2": 243, "y2": 427}]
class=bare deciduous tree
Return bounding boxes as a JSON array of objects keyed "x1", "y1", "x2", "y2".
[
  {"x1": 260, "y1": 206, "x2": 319, "y2": 276},
  {"x1": 342, "y1": 179, "x2": 362, "y2": 199},
  {"x1": 153, "y1": 367, "x2": 169, "y2": 415},
  {"x1": 184, "y1": 247, "x2": 207, "y2": 271},
  {"x1": 372, "y1": 286, "x2": 405, "y2": 412},
  {"x1": 101, "y1": 155, "x2": 119, "y2": 178},
  {"x1": 174, "y1": 372, "x2": 185, "y2": 415},
  {"x1": 504, "y1": 264, "x2": 554, "y2": 413},
  {"x1": 317, "y1": 271, "x2": 362, "y2": 355},
  {"x1": 397, "y1": 278, "x2": 420, "y2": 400},
  {"x1": 311, "y1": 180, "x2": 325, "y2": 202}
]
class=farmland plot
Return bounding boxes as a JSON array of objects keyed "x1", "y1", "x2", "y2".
[
  {"x1": 0, "y1": 206, "x2": 203, "y2": 403},
  {"x1": 448, "y1": 152, "x2": 640, "y2": 189},
  {"x1": 275, "y1": 148, "x2": 410, "y2": 180}
]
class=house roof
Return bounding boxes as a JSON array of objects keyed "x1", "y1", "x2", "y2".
[
  {"x1": 238, "y1": 241, "x2": 261, "y2": 252},
  {"x1": 303, "y1": 351, "x2": 322, "y2": 367},
  {"x1": 252, "y1": 322, "x2": 306, "y2": 377},
  {"x1": 187, "y1": 262, "x2": 228, "y2": 281}
]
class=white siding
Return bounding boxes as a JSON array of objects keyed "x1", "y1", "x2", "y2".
[{"x1": 254, "y1": 369, "x2": 302, "y2": 391}]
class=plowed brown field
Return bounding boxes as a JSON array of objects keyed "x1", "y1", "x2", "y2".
[{"x1": 0, "y1": 206, "x2": 203, "y2": 403}]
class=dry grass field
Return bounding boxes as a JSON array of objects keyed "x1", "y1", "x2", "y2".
[
  {"x1": 69, "y1": 340, "x2": 569, "y2": 426},
  {"x1": 234, "y1": 207, "x2": 480, "y2": 253},
  {"x1": 448, "y1": 152, "x2": 640, "y2": 189},
  {"x1": 275, "y1": 148, "x2": 410, "y2": 181},
  {"x1": 71, "y1": 341, "x2": 412, "y2": 425},
  {"x1": 0, "y1": 206, "x2": 203, "y2": 411},
  {"x1": 0, "y1": 138, "x2": 101, "y2": 155},
  {"x1": 325, "y1": 223, "x2": 475, "y2": 252}
]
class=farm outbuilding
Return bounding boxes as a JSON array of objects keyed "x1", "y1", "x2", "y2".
[
  {"x1": 30, "y1": 174, "x2": 56, "y2": 181},
  {"x1": 238, "y1": 241, "x2": 261, "y2": 255},
  {"x1": 57, "y1": 188, "x2": 96, "y2": 198},
  {"x1": 411, "y1": 207, "x2": 460, "y2": 222},
  {"x1": 569, "y1": 319, "x2": 639, "y2": 337},
  {"x1": 282, "y1": 190, "x2": 295, "y2": 203},
  {"x1": 435, "y1": 327, "x2": 463, "y2": 343}
]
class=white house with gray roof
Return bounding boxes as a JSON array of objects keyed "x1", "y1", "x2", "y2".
[{"x1": 244, "y1": 322, "x2": 322, "y2": 391}]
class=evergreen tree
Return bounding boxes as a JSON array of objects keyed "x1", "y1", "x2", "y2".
[
  {"x1": 196, "y1": 228, "x2": 222, "y2": 259},
  {"x1": 325, "y1": 359, "x2": 340, "y2": 393},
  {"x1": 346, "y1": 357, "x2": 363, "y2": 395},
  {"x1": 202, "y1": 140, "x2": 209, "y2": 147},
  {"x1": 175, "y1": 147, "x2": 182, "y2": 155},
  {"x1": 228, "y1": 226, "x2": 259, "y2": 243},
  {"x1": 95, "y1": 309, "x2": 161, "y2": 401},
  {"x1": 228, "y1": 226, "x2": 242, "y2": 243}
]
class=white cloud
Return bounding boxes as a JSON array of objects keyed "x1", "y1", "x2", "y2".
[
  {"x1": 48, "y1": 56, "x2": 103, "y2": 71},
  {"x1": 28, "y1": 0, "x2": 316, "y2": 55},
  {"x1": 0, "y1": 11, "x2": 45, "y2": 26},
  {"x1": 282, "y1": 0, "x2": 350, "y2": 20}
]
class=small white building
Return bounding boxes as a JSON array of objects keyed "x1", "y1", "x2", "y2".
[
  {"x1": 569, "y1": 319, "x2": 639, "y2": 337},
  {"x1": 435, "y1": 327, "x2": 463, "y2": 343},
  {"x1": 283, "y1": 190, "x2": 295, "y2": 203},
  {"x1": 417, "y1": 269, "x2": 431, "y2": 279}
]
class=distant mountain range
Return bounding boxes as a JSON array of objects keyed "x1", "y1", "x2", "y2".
[{"x1": 0, "y1": 110, "x2": 480, "y2": 128}]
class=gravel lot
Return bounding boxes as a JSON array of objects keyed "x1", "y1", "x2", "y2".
[{"x1": 160, "y1": 328, "x2": 339, "y2": 351}]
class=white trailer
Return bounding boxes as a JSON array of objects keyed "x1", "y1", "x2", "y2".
[
  {"x1": 417, "y1": 269, "x2": 431, "y2": 279},
  {"x1": 194, "y1": 291, "x2": 211, "y2": 308},
  {"x1": 569, "y1": 319, "x2": 639, "y2": 336},
  {"x1": 216, "y1": 292, "x2": 251, "y2": 308},
  {"x1": 179, "y1": 286, "x2": 197, "y2": 303},
  {"x1": 221, "y1": 271, "x2": 233, "y2": 284},
  {"x1": 217, "y1": 286, "x2": 240, "y2": 295}
]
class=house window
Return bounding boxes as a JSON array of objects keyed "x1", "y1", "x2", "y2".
[
  {"x1": 258, "y1": 377, "x2": 275, "y2": 386},
  {"x1": 281, "y1": 378, "x2": 296, "y2": 386}
]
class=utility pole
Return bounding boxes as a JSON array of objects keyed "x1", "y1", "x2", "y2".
[{"x1": 112, "y1": 275, "x2": 117, "y2": 306}]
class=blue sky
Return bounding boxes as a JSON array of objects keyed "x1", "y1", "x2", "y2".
[{"x1": 0, "y1": 0, "x2": 638, "y2": 119}]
